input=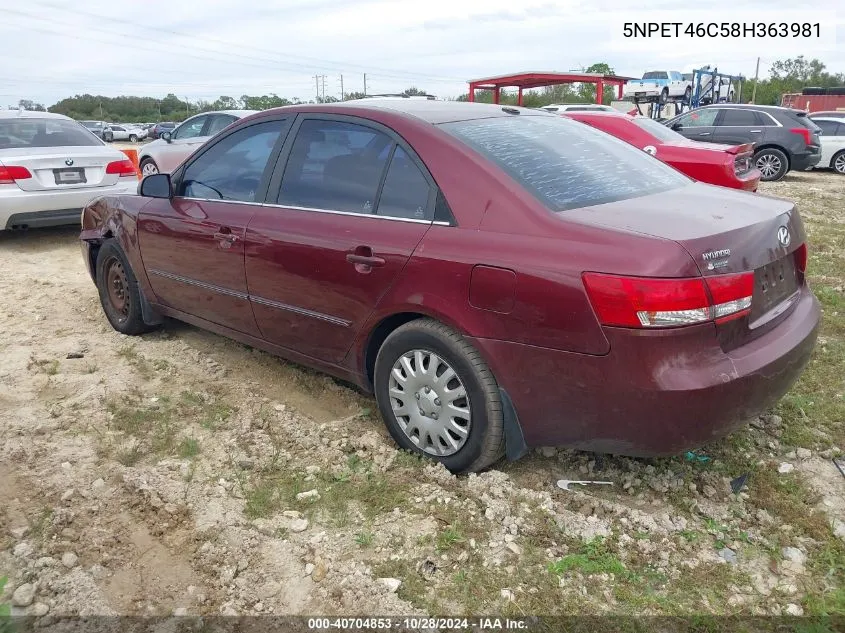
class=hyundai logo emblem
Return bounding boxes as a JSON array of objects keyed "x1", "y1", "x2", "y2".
[
  {"x1": 777, "y1": 226, "x2": 791, "y2": 247},
  {"x1": 64, "y1": 158, "x2": 74, "y2": 166}
]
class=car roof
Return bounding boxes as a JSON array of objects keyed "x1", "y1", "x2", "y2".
[
  {"x1": 564, "y1": 110, "x2": 629, "y2": 118},
  {"x1": 261, "y1": 100, "x2": 554, "y2": 125},
  {"x1": 810, "y1": 116, "x2": 844, "y2": 122},
  {"x1": 0, "y1": 110, "x2": 72, "y2": 120},
  {"x1": 696, "y1": 104, "x2": 798, "y2": 113}
]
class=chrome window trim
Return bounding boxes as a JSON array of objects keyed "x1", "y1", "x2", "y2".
[{"x1": 175, "y1": 196, "x2": 259, "y2": 207}]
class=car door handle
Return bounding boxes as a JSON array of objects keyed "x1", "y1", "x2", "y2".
[
  {"x1": 749, "y1": 129, "x2": 762, "y2": 133},
  {"x1": 213, "y1": 227, "x2": 240, "y2": 242},
  {"x1": 346, "y1": 254, "x2": 385, "y2": 267},
  {"x1": 698, "y1": 132, "x2": 711, "y2": 136}
]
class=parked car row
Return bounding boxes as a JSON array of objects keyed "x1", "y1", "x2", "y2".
[
  {"x1": 79, "y1": 120, "x2": 149, "y2": 143},
  {"x1": 74, "y1": 100, "x2": 820, "y2": 473}
]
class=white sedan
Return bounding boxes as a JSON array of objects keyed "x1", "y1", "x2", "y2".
[
  {"x1": 104, "y1": 124, "x2": 147, "y2": 143},
  {"x1": 810, "y1": 116, "x2": 845, "y2": 174},
  {"x1": 0, "y1": 110, "x2": 138, "y2": 230}
]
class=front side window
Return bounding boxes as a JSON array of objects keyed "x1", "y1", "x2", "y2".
[
  {"x1": 173, "y1": 116, "x2": 207, "y2": 139},
  {"x1": 440, "y1": 115, "x2": 688, "y2": 212},
  {"x1": 676, "y1": 108, "x2": 719, "y2": 127},
  {"x1": 719, "y1": 109, "x2": 759, "y2": 126},
  {"x1": 178, "y1": 119, "x2": 285, "y2": 202},
  {"x1": 0, "y1": 118, "x2": 103, "y2": 149},
  {"x1": 278, "y1": 119, "x2": 393, "y2": 214}
]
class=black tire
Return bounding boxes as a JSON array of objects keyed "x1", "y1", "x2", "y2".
[
  {"x1": 129, "y1": 134, "x2": 138, "y2": 143},
  {"x1": 683, "y1": 86, "x2": 691, "y2": 102},
  {"x1": 659, "y1": 88, "x2": 669, "y2": 105},
  {"x1": 831, "y1": 150, "x2": 845, "y2": 175},
  {"x1": 754, "y1": 147, "x2": 789, "y2": 182},
  {"x1": 374, "y1": 319, "x2": 504, "y2": 473},
  {"x1": 139, "y1": 158, "x2": 159, "y2": 177},
  {"x1": 104, "y1": 133, "x2": 113, "y2": 142},
  {"x1": 95, "y1": 240, "x2": 156, "y2": 336}
]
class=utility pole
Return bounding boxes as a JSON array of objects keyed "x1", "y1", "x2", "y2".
[
  {"x1": 363, "y1": 73, "x2": 367, "y2": 96},
  {"x1": 185, "y1": 97, "x2": 190, "y2": 118},
  {"x1": 340, "y1": 74, "x2": 344, "y2": 100},
  {"x1": 313, "y1": 74, "x2": 320, "y2": 100},
  {"x1": 321, "y1": 75, "x2": 326, "y2": 100},
  {"x1": 750, "y1": 56, "x2": 761, "y2": 104}
]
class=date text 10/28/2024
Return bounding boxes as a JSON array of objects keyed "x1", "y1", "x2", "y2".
[
  {"x1": 307, "y1": 617, "x2": 528, "y2": 630},
  {"x1": 623, "y1": 22, "x2": 821, "y2": 38}
]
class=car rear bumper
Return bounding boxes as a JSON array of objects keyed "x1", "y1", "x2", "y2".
[
  {"x1": 791, "y1": 151, "x2": 822, "y2": 171},
  {"x1": 0, "y1": 179, "x2": 138, "y2": 229},
  {"x1": 471, "y1": 286, "x2": 820, "y2": 456}
]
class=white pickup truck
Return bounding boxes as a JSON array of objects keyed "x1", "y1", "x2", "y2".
[{"x1": 623, "y1": 71, "x2": 692, "y2": 104}]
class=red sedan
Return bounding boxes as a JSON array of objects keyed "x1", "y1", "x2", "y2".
[
  {"x1": 80, "y1": 101, "x2": 818, "y2": 472},
  {"x1": 564, "y1": 110, "x2": 761, "y2": 191}
]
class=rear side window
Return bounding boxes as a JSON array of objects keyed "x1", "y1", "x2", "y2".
[
  {"x1": 440, "y1": 116, "x2": 688, "y2": 212},
  {"x1": 0, "y1": 118, "x2": 102, "y2": 149},
  {"x1": 206, "y1": 115, "x2": 237, "y2": 137},
  {"x1": 719, "y1": 109, "x2": 760, "y2": 126},
  {"x1": 815, "y1": 120, "x2": 843, "y2": 136},
  {"x1": 179, "y1": 119, "x2": 285, "y2": 202},
  {"x1": 376, "y1": 147, "x2": 431, "y2": 220},
  {"x1": 278, "y1": 119, "x2": 393, "y2": 214}
]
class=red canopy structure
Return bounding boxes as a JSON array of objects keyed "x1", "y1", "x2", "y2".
[{"x1": 467, "y1": 71, "x2": 636, "y2": 106}]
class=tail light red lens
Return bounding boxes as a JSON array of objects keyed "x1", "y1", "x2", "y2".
[
  {"x1": 790, "y1": 128, "x2": 812, "y2": 145},
  {"x1": 583, "y1": 271, "x2": 754, "y2": 329},
  {"x1": 794, "y1": 242, "x2": 807, "y2": 274},
  {"x1": 0, "y1": 165, "x2": 32, "y2": 184},
  {"x1": 105, "y1": 159, "x2": 136, "y2": 178}
]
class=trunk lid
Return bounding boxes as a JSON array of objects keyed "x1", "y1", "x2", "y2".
[
  {"x1": 0, "y1": 146, "x2": 123, "y2": 191},
  {"x1": 565, "y1": 182, "x2": 806, "y2": 346}
]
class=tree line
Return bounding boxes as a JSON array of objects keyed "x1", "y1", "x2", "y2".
[{"x1": 13, "y1": 56, "x2": 843, "y2": 122}]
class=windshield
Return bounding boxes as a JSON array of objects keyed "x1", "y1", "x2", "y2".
[
  {"x1": 0, "y1": 118, "x2": 103, "y2": 149},
  {"x1": 440, "y1": 115, "x2": 689, "y2": 212},
  {"x1": 643, "y1": 71, "x2": 668, "y2": 80},
  {"x1": 630, "y1": 116, "x2": 686, "y2": 143}
]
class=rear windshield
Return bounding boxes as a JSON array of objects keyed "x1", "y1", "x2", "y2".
[
  {"x1": 160, "y1": 122, "x2": 176, "y2": 128},
  {"x1": 440, "y1": 115, "x2": 689, "y2": 212},
  {"x1": 643, "y1": 72, "x2": 668, "y2": 80},
  {"x1": 788, "y1": 110, "x2": 820, "y2": 130},
  {"x1": 630, "y1": 116, "x2": 685, "y2": 143},
  {"x1": 0, "y1": 118, "x2": 103, "y2": 149}
]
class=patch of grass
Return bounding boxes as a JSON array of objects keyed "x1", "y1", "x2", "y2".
[
  {"x1": 746, "y1": 466, "x2": 830, "y2": 541},
  {"x1": 28, "y1": 507, "x2": 53, "y2": 539},
  {"x1": 355, "y1": 530, "x2": 374, "y2": 547},
  {"x1": 45, "y1": 360, "x2": 59, "y2": 375},
  {"x1": 116, "y1": 446, "x2": 144, "y2": 466},
  {"x1": 436, "y1": 525, "x2": 465, "y2": 551},
  {"x1": 84, "y1": 363, "x2": 98, "y2": 374},
  {"x1": 178, "y1": 437, "x2": 200, "y2": 458},
  {"x1": 0, "y1": 576, "x2": 9, "y2": 617},
  {"x1": 804, "y1": 541, "x2": 845, "y2": 616},
  {"x1": 548, "y1": 537, "x2": 631, "y2": 580},
  {"x1": 243, "y1": 470, "x2": 304, "y2": 520}
]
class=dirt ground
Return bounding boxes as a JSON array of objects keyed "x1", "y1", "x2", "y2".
[{"x1": 1, "y1": 171, "x2": 844, "y2": 622}]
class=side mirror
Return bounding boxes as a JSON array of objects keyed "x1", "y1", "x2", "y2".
[
  {"x1": 139, "y1": 173, "x2": 172, "y2": 199},
  {"x1": 161, "y1": 131, "x2": 172, "y2": 142},
  {"x1": 671, "y1": 122, "x2": 683, "y2": 131}
]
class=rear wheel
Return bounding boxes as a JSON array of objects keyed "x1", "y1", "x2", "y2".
[
  {"x1": 683, "y1": 86, "x2": 691, "y2": 102},
  {"x1": 659, "y1": 88, "x2": 669, "y2": 105},
  {"x1": 832, "y1": 150, "x2": 845, "y2": 175},
  {"x1": 104, "y1": 132, "x2": 113, "y2": 142},
  {"x1": 129, "y1": 134, "x2": 138, "y2": 143},
  {"x1": 754, "y1": 148, "x2": 788, "y2": 182},
  {"x1": 374, "y1": 319, "x2": 504, "y2": 473},
  {"x1": 140, "y1": 158, "x2": 159, "y2": 176},
  {"x1": 95, "y1": 240, "x2": 156, "y2": 335}
]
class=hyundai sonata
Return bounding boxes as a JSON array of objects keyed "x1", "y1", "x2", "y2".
[{"x1": 79, "y1": 100, "x2": 820, "y2": 472}]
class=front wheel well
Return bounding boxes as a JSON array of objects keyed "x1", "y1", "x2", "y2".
[
  {"x1": 363, "y1": 312, "x2": 428, "y2": 390},
  {"x1": 84, "y1": 231, "x2": 113, "y2": 278}
]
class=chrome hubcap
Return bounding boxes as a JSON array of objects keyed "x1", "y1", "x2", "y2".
[
  {"x1": 835, "y1": 154, "x2": 845, "y2": 174},
  {"x1": 141, "y1": 162, "x2": 158, "y2": 176},
  {"x1": 388, "y1": 350, "x2": 471, "y2": 456},
  {"x1": 756, "y1": 154, "x2": 782, "y2": 179}
]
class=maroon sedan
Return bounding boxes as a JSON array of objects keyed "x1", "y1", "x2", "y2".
[
  {"x1": 564, "y1": 110, "x2": 761, "y2": 191},
  {"x1": 80, "y1": 101, "x2": 820, "y2": 472}
]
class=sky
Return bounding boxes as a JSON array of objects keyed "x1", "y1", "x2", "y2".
[{"x1": 2, "y1": 0, "x2": 843, "y2": 107}]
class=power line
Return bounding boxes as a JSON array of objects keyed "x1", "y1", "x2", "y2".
[{"x1": 17, "y1": 2, "x2": 466, "y2": 84}]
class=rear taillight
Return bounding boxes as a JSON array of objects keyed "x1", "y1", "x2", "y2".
[
  {"x1": 790, "y1": 128, "x2": 812, "y2": 145},
  {"x1": 106, "y1": 159, "x2": 137, "y2": 178},
  {"x1": 583, "y1": 272, "x2": 754, "y2": 329},
  {"x1": 795, "y1": 243, "x2": 807, "y2": 275},
  {"x1": 733, "y1": 154, "x2": 752, "y2": 176},
  {"x1": 0, "y1": 165, "x2": 32, "y2": 184}
]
